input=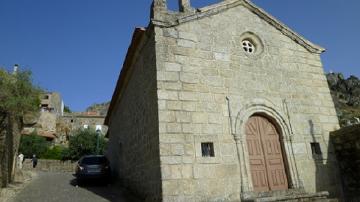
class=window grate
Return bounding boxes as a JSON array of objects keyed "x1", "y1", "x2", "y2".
[{"x1": 201, "y1": 142, "x2": 215, "y2": 157}]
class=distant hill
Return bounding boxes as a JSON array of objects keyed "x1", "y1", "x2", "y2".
[
  {"x1": 86, "y1": 101, "x2": 110, "y2": 116},
  {"x1": 326, "y1": 73, "x2": 360, "y2": 126}
]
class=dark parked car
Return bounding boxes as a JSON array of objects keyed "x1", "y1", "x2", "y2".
[{"x1": 75, "y1": 155, "x2": 111, "y2": 183}]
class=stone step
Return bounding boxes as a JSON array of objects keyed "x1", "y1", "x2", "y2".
[
  {"x1": 242, "y1": 190, "x2": 338, "y2": 202},
  {"x1": 242, "y1": 189, "x2": 306, "y2": 200}
]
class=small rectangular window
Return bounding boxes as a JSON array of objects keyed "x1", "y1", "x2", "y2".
[
  {"x1": 201, "y1": 142, "x2": 215, "y2": 157},
  {"x1": 311, "y1": 142, "x2": 322, "y2": 155}
]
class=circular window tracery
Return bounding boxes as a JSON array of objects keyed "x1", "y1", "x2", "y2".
[
  {"x1": 239, "y1": 32, "x2": 264, "y2": 57},
  {"x1": 242, "y1": 40, "x2": 255, "y2": 54}
]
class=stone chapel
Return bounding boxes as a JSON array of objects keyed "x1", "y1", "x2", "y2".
[{"x1": 105, "y1": 0, "x2": 342, "y2": 201}]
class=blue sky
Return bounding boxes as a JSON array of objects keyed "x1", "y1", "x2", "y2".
[{"x1": 0, "y1": 0, "x2": 359, "y2": 111}]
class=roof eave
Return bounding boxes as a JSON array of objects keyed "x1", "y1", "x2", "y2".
[{"x1": 104, "y1": 28, "x2": 147, "y2": 127}]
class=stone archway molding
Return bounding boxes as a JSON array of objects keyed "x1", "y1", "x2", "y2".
[{"x1": 232, "y1": 98, "x2": 302, "y2": 193}]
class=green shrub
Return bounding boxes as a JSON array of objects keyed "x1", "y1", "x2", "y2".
[
  {"x1": 19, "y1": 129, "x2": 107, "y2": 161},
  {"x1": 19, "y1": 132, "x2": 49, "y2": 158},
  {"x1": 62, "y1": 128, "x2": 107, "y2": 161},
  {"x1": 42, "y1": 145, "x2": 66, "y2": 160}
]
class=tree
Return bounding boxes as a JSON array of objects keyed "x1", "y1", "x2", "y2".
[
  {"x1": 0, "y1": 69, "x2": 41, "y2": 117},
  {"x1": 0, "y1": 68, "x2": 41, "y2": 187},
  {"x1": 19, "y1": 132, "x2": 67, "y2": 160},
  {"x1": 63, "y1": 129, "x2": 107, "y2": 161},
  {"x1": 18, "y1": 132, "x2": 49, "y2": 158},
  {"x1": 64, "y1": 105, "x2": 72, "y2": 113}
]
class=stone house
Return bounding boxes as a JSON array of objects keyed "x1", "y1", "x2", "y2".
[
  {"x1": 22, "y1": 91, "x2": 107, "y2": 145},
  {"x1": 105, "y1": 0, "x2": 342, "y2": 201},
  {"x1": 57, "y1": 112, "x2": 107, "y2": 144},
  {"x1": 40, "y1": 92, "x2": 64, "y2": 116},
  {"x1": 22, "y1": 92, "x2": 64, "y2": 141}
]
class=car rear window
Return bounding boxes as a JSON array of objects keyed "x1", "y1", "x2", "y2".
[{"x1": 81, "y1": 157, "x2": 107, "y2": 165}]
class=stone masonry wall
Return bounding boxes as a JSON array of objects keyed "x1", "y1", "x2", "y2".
[
  {"x1": 37, "y1": 112, "x2": 57, "y2": 132},
  {"x1": 106, "y1": 31, "x2": 162, "y2": 201},
  {"x1": 155, "y1": 3, "x2": 341, "y2": 201},
  {"x1": 60, "y1": 115, "x2": 107, "y2": 134},
  {"x1": 331, "y1": 125, "x2": 360, "y2": 201},
  {"x1": 22, "y1": 159, "x2": 76, "y2": 172}
]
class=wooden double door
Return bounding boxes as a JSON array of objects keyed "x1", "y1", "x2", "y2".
[{"x1": 245, "y1": 116, "x2": 289, "y2": 192}]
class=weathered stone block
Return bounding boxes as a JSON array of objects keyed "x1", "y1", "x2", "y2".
[
  {"x1": 214, "y1": 52, "x2": 230, "y2": 62},
  {"x1": 177, "y1": 39, "x2": 196, "y2": 48},
  {"x1": 158, "y1": 90, "x2": 179, "y2": 100},
  {"x1": 167, "y1": 101, "x2": 182, "y2": 110},
  {"x1": 181, "y1": 164, "x2": 193, "y2": 179},
  {"x1": 175, "y1": 111, "x2": 192, "y2": 123},
  {"x1": 165, "y1": 62, "x2": 182, "y2": 72},
  {"x1": 159, "y1": 111, "x2": 176, "y2": 122},
  {"x1": 179, "y1": 92, "x2": 198, "y2": 101},
  {"x1": 162, "y1": 180, "x2": 181, "y2": 195},
  {"x1": 164, "y1": 82, "x2": 182, "y2": 90},
  {"x1": 192, "y1": 112, "x2": 208, "y2": 123},
  {"x1": 182, "y1": 101, "x2": 197, "y2": 112},
  {"x1": 178, "y1": 31, "x2": 198, "y2": 42},
  {"x1": 182, "y1": 123, "x2": 202, "y2": 134},
  {"x1": 160, "y1": 134, "x2": 185, "y2": 143},
  {"x1": 292, "y1": 143, "x2": 307, "y2": 155},
  {"x1": 171, "y1": 144, "x2": 185, "y2": 156},
  {"x1": 180, "y1": 72, "x2": 199, "y2": 84},
  {"x1": 161, "y1": 156, "x2": 182, "y2": 165},
  {"x1": 166, "y1": 123, "x2": 182, "y2": 133},
  {"x1": 208, "y1": 113, "x2": 223, "y2": 124}
]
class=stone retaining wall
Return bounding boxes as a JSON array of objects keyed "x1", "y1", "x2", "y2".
[
  {"x1": 331, "y1": 124, "x2": 360, "y2": 201},
  {"x1": 22, "y1": 159, "x2": 76, "y2": 173}
]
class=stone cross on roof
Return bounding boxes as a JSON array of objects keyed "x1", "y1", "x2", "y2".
[
  {"x1": 179, "y1": 0, "x2": 193, "y2": 12},
  {"x1": 153, "y1": 0, "x2": 193, "y2": 12}
]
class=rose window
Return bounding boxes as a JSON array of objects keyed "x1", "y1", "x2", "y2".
[{"x1": 242, "y1": 40, "x2": 255, "y2": 54}]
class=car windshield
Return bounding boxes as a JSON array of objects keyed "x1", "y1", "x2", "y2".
[{"x1": 81, "y1": 157, "x2": 107, "y2": 165}]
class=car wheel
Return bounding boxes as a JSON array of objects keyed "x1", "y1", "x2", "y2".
[{"x1": 77, "y1": 178, "x2": 83, "y2": 186}]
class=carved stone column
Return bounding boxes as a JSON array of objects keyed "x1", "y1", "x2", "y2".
[{"x1": 234, "y1": 135, "x2": 250, "y2": 194}]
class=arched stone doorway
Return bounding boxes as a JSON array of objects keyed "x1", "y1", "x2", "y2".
[{"x1": 245, "y1": 115, "x2": 289, "y2": 192}]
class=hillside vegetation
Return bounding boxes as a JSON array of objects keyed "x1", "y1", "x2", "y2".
[
  {"x1": 326, "y1": 73, "x2": 360, "y2": 127},
  {"x1": 86, "y1": 101, "x2": 110, "y2": 116}
]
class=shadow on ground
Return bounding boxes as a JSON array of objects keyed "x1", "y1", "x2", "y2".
[{"x1": 69, "y1": 175, "x2": 143, "y2": 202}]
